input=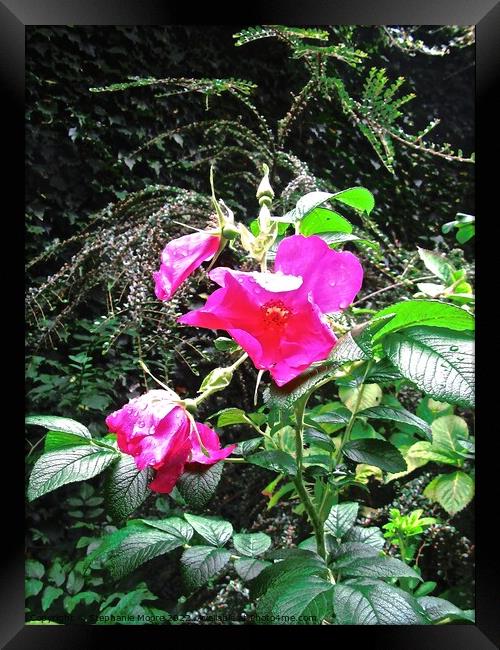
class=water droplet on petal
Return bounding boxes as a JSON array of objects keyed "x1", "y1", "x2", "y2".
[
  {"x1": 138, "y1": 420, "x2": 145, "y2": 428},
  {"x1": 339, "y1": 300, "x2": 348, "y2": 309},
  {"x1": 329, "y1": 280, "x2": 337, "y2": 287}
]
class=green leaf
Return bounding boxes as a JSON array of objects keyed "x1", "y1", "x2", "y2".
[
  {"x1": 383, "y1": 327, "x2": 474, "y2": 408},
  {"x1": 234, "y1": 558, "x2": 271, "y2": 581},
  {"x1": 181, "y1": 546, "x2": 232, "y2": 591},
  {"x1": 104, "y1": 454, "x2": 151, "y2": 521},
  {"x1": 177, "y1": 462, "x2": 223, "y2": 509},
  {"x1": 247, "y1": 450, "x2": 297, "y2": 476},
  {"x1": 140, "y1": 516, "x2": 194, "y2": 543},
  {"x1": 416, "y1": 282, "x2": 446, "y2": 298},
  {"x1": 417, "y1": 596, "x2": 475, "y2": 623},
  {"x1": 251, "y1": 552, "x2": 326, "y2": 599},
  {"x1": 47, "y1": 561, "x2": 65, "y2": 587},
  {"x1": 234, "y1": 438, "x2": 262, "y2": 456},
  {"x1": 431, "y1": 415, "x2": 469, "y2": 457},
  {"x1": 214, "y1": 407, "x2": 253, "y2": 428},
  {"x1": 233, "y1": 532, "x2": 272, "y2": 557},
  {"x1": 344, "y1": 526, "x2": 385, "y2": 550},
  {"x1": 330, "y1": 541, "x2": 381, "y2": 562},
  {"x1": 413, "y1": 581, "x2": 437, "y2": 598},
  {"x1": 299, "y1": 208, "x2": 353, "y2": 236},
  {"x1": 320, "y1": 232, "x2": 379, "y2": 251},
  {"x1": 331, "y1": 187, "x2": 375, "y2": 214},
  {"x1": 44, "y1": 430, "x2": 93, "y2": 452},
  {"x1": 256, "y1": 574, "x2": 333, "y2": 624},
  {"x1": 26, "y1": 559, "x2": 45, "y2": 579},
  {"x1": 184, "y1": 513, "x2": 233, "y2": 546},
  {"x1": 214, "y1": 336, "x2": 240, "y2": 352},
  {"x1": 350, "y1": 421, "x2": 384, "y2": 440},
  {"x1": 343, "y1": 439, "x2": 407, "y2": 473},
  {"x1": 26, "y1": 578, "x2": 44, "y2": 598},
  {"x1": 339, "y1": 384, "x2": 382, "y2": 413},
  {"x1": 66, "y1": 570, "x2": 84, "y2": 595},
  {"x1": 108, "y1": 528, "x2": 188, "y2": 579},
  {"x1": 308, "y1": 406, "x2": 351, "y2": 426},
  {"x1": 266, "y1": 481, "x2": 296, "y2": 509},
  {"x1": 417, "y1": 396, "x2": 454, "y2": 423},
  {"x1": 372, "y1": 301, "x2": 474, "y2": 341},
  {"x1": 456, "y1": 224, "x2": 474, "y2": 244},
  {"x1": 333, "y1": 578, "x2": 429, "y2": 624},
  {"x1": 324, "y1": 502, "x2": 359, "y2": 539},
  {"x1": 26, "y1": 415, "x2": 92, "y2": 438},
  {"x1": 332, "y1": 555, "x2": 421, "y2": 581},
  {"x1": 402, "y1": 441, "x2": 459, "y2": 467},
  {"x1": 28, "y1": 447, "x2": 119, "y2": 501},
  {"x1": 63, "y1": 591, "x2": 100, "y2": 614},
  {"x1": 294, "y1": 192, "x2": 339, "y2": 221},
  {"x1": 359, "y1": 406, "x2": 431, "y2": 438},
  {"x1": 303, "y1": 429, "x2": 336, "y2": 452},
  {"x1": 417, "y1": 248, "x2": 454, "y2": 283},
  {"x1": 78, "y1": 523, "x2": 148, "y2": 573},
  {"x1": 423, "y1": 471, "x2": 474, "y2": 516},
  {"x1": 41, "y1": 586, "x2": 63, "y2": 612}
]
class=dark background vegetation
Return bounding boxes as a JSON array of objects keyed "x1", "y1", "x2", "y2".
[{"x1": 25, "y1": 26, "x2": 474, "y2": 624}]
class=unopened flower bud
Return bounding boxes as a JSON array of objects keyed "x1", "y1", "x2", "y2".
[{"x1": 256, "y1": 163, "x2": 274, "y2": 203}]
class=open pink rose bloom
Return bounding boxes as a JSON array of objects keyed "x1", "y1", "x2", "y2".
[
  {"x1": 106, "y1": 390, "x2": 236, "y2": 493},
  {"x1": 153, "y1": 230, "x2": 220, "y2": 301},
  {"x1": 179, "y1": 235, "x2": 363, "y2": 386}
]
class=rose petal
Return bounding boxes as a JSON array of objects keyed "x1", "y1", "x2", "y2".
[
  {"x1": 189, "y1": 422, "x2": 236, "y2": 464},
  {"x1": 153, "y1": 231, "x2": 220, "y2": 301},
  {"x1": 274, "y1": 234, "x2": 363, "y2": 312}
]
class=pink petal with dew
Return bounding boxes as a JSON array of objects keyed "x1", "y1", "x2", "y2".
[
  {"x1": 105, "y1": 390, "x2": 179, "y2": 455},
  {"x1": 274, "y1": 234, "x2": 363, "y2": 313},
  {"x1": 189, "y1": 422, "x2": 236, "y2": 465},
  {"x1": 132, "y1": 405, "x2": 191, "y2": 470},
  {"x1": 153, "y1": 230, "x2": 220, "y2": 301}
]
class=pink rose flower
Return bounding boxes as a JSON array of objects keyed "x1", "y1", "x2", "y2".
[
  {"x1": 105, "y1": 390, "x2": 235, "y2": 493},
  {"x1": 179, "y1": 235, "x2": 363, "y2": 386},
  {"x1": 153, "y1": 230, "x2": 220, "y2": 301}
]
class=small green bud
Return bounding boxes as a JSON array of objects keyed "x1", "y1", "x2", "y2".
[
  {"x1": 256, "y1": 163, "x2": 274, "y2": 203},
  {"x1": 198, "y1": 367, "x2": 234, "y2": 393},
  {"x1": 222, "y1": 224, "x2": 240, "y2": 240}
]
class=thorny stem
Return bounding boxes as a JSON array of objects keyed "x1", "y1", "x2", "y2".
[{"x1": 293, "y1": 397, "x2": 327, "y2": 561}]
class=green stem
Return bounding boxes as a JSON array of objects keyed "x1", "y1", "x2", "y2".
[
  {"x1": 334, "y1": 361, "x2": 373, "y2": 465},
  {"x1": 293, "y1": 397, "x2": 327, "y2": 561}
]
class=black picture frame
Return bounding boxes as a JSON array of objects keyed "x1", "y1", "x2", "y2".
[{"x1": 7, "y1": 0, "x2": 499, "y2": 647}]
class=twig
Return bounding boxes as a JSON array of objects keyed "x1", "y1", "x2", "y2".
[{"x1": 352, "y1": 275, "x2": 435, "y2": 306}]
